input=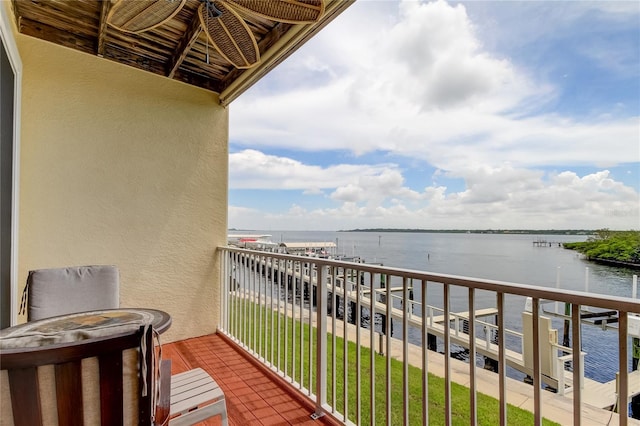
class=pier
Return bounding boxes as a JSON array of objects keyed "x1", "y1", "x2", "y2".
[{"x1": 533, "y1": 239, "x2": 563, "y2": 247}]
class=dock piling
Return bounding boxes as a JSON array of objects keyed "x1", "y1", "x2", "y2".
[{"x1": 427, "y1": 333, "x2": 437, "y2": 351}]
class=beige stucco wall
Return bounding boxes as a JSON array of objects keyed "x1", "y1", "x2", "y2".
[{"x1": 16, "y1": 35, "x2": 228, "y2": 342}]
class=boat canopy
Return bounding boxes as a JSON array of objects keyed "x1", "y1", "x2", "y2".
[{"x1": 278, "y1": 242, "x2": 337, "y2": 249}]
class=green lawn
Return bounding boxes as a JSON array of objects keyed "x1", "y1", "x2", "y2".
[{"x1": 227, "y1": 295, "x2": 560, "y2": 425}]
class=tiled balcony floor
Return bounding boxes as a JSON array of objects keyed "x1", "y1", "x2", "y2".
[{"x1": 163, "y1": 333, "x2": 338, "y2": 426}]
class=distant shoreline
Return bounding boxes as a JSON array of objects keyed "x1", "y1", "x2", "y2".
[{"x1": 339, "y1": 228, "x2": 596, "y2": 235}]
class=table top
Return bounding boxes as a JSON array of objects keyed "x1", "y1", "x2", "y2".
[{"x1": 0, "y1": 308, "x2": 171, "y2": 350}]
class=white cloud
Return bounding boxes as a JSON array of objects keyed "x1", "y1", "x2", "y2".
[
  {"x1": 229, "y1": 149, "x2": 397, "y2": 189},
  {"x1": 228, "y1": 0, "x2": 639, "y2": 231},
  {"x1": 386, "y1": 1, "x2": 525, "y2": 111},
  {"x1": 231, "y1": 1, "x2": 638, "y2": 172},
  {"x1": 230, "y1": 153, "x2": 639, "y2": 230},
  {"x1": 331, "y1": 184, "x2": 364, "y2": 203}
]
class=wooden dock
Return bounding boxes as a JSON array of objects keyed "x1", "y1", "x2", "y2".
[
  {"x1": 533, "y1": 239, "x2": 563, "y2": 247},
  {"x1": 581, "y1": 368, "x2": 640, "y2": 410}
]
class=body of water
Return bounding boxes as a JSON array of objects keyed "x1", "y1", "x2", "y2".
[{"x1": 248, "y1": 230, "x2": 638, "y2": 384}]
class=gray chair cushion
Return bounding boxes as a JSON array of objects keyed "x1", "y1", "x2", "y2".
[{"x1": 27, "y1": 265, "x2": 120, "y2": 321}]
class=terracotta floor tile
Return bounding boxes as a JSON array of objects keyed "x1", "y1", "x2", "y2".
[
  {"x1": 215, "y1": 370, "x2": 240, "y2": 380},
  {"x1": 252, "y1": 406, "x2": 280, "y2": 418},
  {"x1": 254, "y1": 387, "x2": 281, "y2": 398},
  {"x1": 281, "y1": 412, "x2": 316, "y2": 423},
  {"x1": 244, "y1": 398, "x2": 271, "y2": 411},
  {"x1": 231, "y1": 386, "x2": 254, "y2": 397},
  {"x1": 259, "y1": 414, "x2": 290, "y2": 426},
  {"x1": 163, "y1": 333, "x2": 338, "y2": 426},
  {"x1": 271, "y1": 401, "x2": 300, "y2": 412},
  {"x1": 218, "y1": 378, "x2": 246, "y2": 389},
  {"x1": 246, "y1": 376, "x2": 272, "y2": 385},
  {"x1": 264, "y1": 396, "x2": 292, "y2": 408},
  {"x1": 260, "y1": 388, "x2": 286, "y2": 399},
  {"x1": 238, "y1": 392, "x2": 265, "y2": 403},
  {"x1": 237, "y1": 371, "x2": 262, "y2": 379}
]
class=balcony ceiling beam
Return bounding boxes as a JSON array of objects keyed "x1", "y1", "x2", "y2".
[
  {"x1": 167, "y1": 13, "x2": 202, "y2": 79},
  {"x1": 97, "y1": 0, "x2": 110, "y2": 57}
]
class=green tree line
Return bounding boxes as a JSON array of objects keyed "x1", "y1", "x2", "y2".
[{"x1": 563, "y1": 230, "x2": 640, "y2": 265}]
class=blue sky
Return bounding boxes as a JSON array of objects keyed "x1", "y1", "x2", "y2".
[{"x1": 228, "y1": 0, "x2": 639, "y2": 231}]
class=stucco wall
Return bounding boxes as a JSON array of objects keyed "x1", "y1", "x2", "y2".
[{"x1": 16, "y1": 35, "x2": 228, "y2": 342}]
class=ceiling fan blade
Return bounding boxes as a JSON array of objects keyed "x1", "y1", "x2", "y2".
[
  {"x1": 198, "y1": 1, "x2": 260, "y2": 69},
  {"x1": 108, "y1": 0, "x2": 187, "y2": 34},
  {"x1": 224, "y1": 0, "x2": 325, "y2": 24}
]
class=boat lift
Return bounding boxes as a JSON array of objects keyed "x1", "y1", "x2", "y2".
[{"x1": 529, "y1": 277, "x2": 640, "y2": 413}]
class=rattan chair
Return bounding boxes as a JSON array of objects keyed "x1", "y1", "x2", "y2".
[{"x1": 0, "y1": 325, "x2": 161, "y2": 426}]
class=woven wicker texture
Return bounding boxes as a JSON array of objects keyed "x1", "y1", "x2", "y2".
[
  {"x1": 198, "y1": 0, "x2": 260, "y2": 69},
  {"x1": 226, "y1": 0, "x2": 325, "y2": 24},
  {"x1": 108, "y1": 0, "x2": 186, "y2": 34}
]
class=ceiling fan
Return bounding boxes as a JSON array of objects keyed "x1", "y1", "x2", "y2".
[{"x1": 107, "y1": 0, "x2": 326, "y2": 69}]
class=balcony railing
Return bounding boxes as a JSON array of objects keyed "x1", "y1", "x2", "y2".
[{"x1": 218, "y1": 246, "x2": 640, "y2": 425}]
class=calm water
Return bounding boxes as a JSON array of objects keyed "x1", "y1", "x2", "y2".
[{"x1": 253, "y1": 230, "x2": 638, "y2": 383}]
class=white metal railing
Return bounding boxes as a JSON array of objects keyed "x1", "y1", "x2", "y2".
[{"x1": 218, "y1": 247, "x2": 640, "y2": 425}]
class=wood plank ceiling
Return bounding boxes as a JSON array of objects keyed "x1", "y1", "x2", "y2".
[{"x1": 10, "y1": 0, "x2": 306, "y2": 94}]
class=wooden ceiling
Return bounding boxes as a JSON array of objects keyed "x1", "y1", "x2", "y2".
[{"x1": 10, "y1": 0, "x2": 351, "y2": 103}]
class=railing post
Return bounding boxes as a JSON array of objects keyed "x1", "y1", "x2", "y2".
[
  {"x1": 468, "y1": 288, "x2": 476, "y2": 426},
  {"x1": 444, "y1": 284, "x2": 451, "y2": 425},
  {"x1": 572, "y1": 303, "x2": 582, "y2": 425},
  {"x1": 497, "y1": 292, "x2": 506, "y2": 426},
  {"x1": 221, "y1": 248, "x2": 228, "y2": 332},
  {"x1": 314, "y1": 265, "x2": 327, "y2": 418},
  {"x1": 532, "y1": 297, "x2": 542, "y2": 426},
  {"x1": 619, "y1": 310, "x2": 629, "y2": 426}
]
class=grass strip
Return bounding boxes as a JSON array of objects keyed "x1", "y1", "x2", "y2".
[{"x1": 228, "y1": 295, "x2": 560, "y2": 425}]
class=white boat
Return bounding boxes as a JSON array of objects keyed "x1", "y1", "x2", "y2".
[{"x1": 227, "y1": 234, "x2": 278, "y2": 250}]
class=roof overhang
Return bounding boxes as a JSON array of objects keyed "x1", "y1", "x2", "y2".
[
  {"x1": 219, "y1": 0, "x2": 353, "y2": 106},
  {"x1": 8, "y1": 0, "x2": 354, "y2": 105}
]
